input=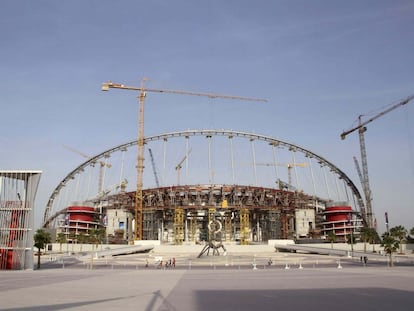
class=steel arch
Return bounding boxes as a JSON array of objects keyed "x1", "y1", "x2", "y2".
[{"x1": 42, "y1": 129, "x2": 365, "y2": 227}]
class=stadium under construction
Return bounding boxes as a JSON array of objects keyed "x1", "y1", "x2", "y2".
[
  {"x1": 55, "y1": 184, "x2": 362, "y2": 245},
  {"x1": 41, "y1": 130, "x2": 366, "y2": 247},
  {"x1": 41, "y1": 90, "x2": 413, "y2": 249},
  {"x1": 2, "y1": 82, "x2": 410, "y2": 270}
]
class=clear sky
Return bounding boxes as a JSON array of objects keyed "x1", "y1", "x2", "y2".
[{"x1": 1, "y1": 0, "x2": 413, "y2": 233}]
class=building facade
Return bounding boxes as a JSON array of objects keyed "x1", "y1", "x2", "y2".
[{"x1": 0, "y1": 171, "x2": 41, "y2": 270}]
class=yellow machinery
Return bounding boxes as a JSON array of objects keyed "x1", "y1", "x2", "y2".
[
  {"x1": 174, "y1": 208, "x2": 184, "y2": 245},
  {"x1": 239, "y1": 208, "x2": 250, "y2": 245}
]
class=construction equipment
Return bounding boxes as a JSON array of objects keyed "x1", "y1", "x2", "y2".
[
  {"x1": 340, "y1": 94, "x2": 414, "y2": 228},
  {"x1": 148, "y1": 148, "x2": 160, "y2": 187},
  {"x1": 353, "y1": 156, "x2": 366, "y2": 195},
  {"x1": 256, "y1": 162, "x2": 307, "y2": 185},
  {"x1": 102, "y1": 79, "x2": 267, "y2": 240},
  {"x1": 175, "y1": 148, "x2": 192, "y2": 185},
  {"x1": 174, "y1": 208, "x2": 184, "y2": 245},
  {"x1": 353, "y1": 155, "x2": 370, "y2": 225},
  {"x1": 63, "y1": 145, "x2": 111, "y2": 194}
]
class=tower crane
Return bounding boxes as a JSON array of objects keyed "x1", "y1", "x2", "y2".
[
  {"x1": 176, "y1": 148, "x2": 192, "y2": 185},
  {"x1": 148, "y1": 148, "x2": 160, "y2": 188},
  {"x1": 102, "y1": 79, "x2": 267, "y2": 240},
  {"x1": 63, "y1": 145, "x2": 111, "y2": 195},
  {"x1": 353, "y1": 156, "x2": 364, "y2": 191},
  {"x1": 255, "y1": 162, "x2": 307, "y2": 185},
  {"x1": 340, "y1": 94, "x2": 414, "y2": 228},
  {"x1": 352, "y1": 155, "x2": 369, "y2": 224}
]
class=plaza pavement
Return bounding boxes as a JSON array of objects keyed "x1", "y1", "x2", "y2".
[{"x1": 1, "y1": 246, "x2": 413, "y2": 310}]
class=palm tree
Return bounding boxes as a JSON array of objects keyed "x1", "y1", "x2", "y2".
[
  {"x1": 367, "y1": 228, "x2": 379, "y2": 252},
  {"x1": 360, "y1": 227, "x2": 378, "y2": 252},
  {"x1": 77, "y1": 232, "x2": 88, "y2": 252},
  {"x1": 360, "y1": 227, "x2": 370, "y2": 252},
  {"x1": 327, "y1": 231, "x2": 336, "y2": 249},
  {"x1": 68, "y1": 232, "x2": 77, "y2": 253},
  {"x1": 409, "y1": 227, "x2": 414, "y2": 243},
  {"x1": 56, "y1": 232, "x2": 67, "y2": 253},
  {"x1": 390, "y1": 225, "x2": 407, "y2": 254},
  {"x1": 34, "y1": 229, "x2": 51, "y2": 269},
  {"x1": 381, "y1": 232, "x2": 399, "y2": 267},
  {"x1": 89, "y1": 228, "x2": 105, "y2": 250},
  {"x1": 347, "y1": 233, "x2": 356, "y2": 253}
]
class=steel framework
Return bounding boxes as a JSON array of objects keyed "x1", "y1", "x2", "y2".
[
  {"x1": 43, "y1": 129, "x2": 365, "y2": 228},
  {"x1": 48, "y1": 183, "x2": 329, "y2": 243}
]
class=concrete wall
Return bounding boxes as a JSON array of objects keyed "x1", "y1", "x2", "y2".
[
  {"x1": 47, "y1": 239, "x2": 160, "y2": 253},
  {"x1": 295, "y1": 209, "x2": 315, "y2": 238},
  {"x1": 46, "y1": 240, "x2": 414, "y2": 255}
]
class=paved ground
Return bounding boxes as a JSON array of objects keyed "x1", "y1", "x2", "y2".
[{"x1": 1, "y1": 252, "x2": 413, "y2": 311}]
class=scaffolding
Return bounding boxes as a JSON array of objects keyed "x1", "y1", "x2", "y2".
[
  {"x1": 224, "y1": 211, "x2": 232, "y2": 241},
  {"x1": 143, "y1": 210, "x2": 157, "y2": 240},
  {"x1": 174, "y1": 208, "x2": 184, "y2": 245},
  {"x1": 47, "y1": 184, "x2": 327, "y2": 245},
  {"x1": 239, "y1": 208, "x2": 250, "y2": 245},
  {"x1": 189, "y1": 210, "x2": 198, "y2": 242},
  {"x1": 267, "y1": 210, "x2": 281, "y2": 240}
]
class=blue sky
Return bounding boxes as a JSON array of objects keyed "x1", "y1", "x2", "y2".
[{"x1": 1, "y1": 0, "x2": 413, "y2": 233}]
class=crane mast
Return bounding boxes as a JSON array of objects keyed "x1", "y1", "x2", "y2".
[
  {"x1": 357, "y1": 116, "x2": 373, "y2": 227},
  {"x1": 148, "y1": 148, "x2": 160, "y2": 188},
  {"x1": 176, "y1": 148, "x2": 192, "y2": 185},
  {"x1": 353, "y1": 155, "x2": 368, "y2": 221},
  {"x1": 102, "y1": 79, "x2": 267, "y2": 241},
  {"x1": 63, "y1": 145, "x2": 111, "y2": 195},
  {"x1": 341, "y1": 94, "x2": 414, "y2": 228},
  {"x1": 352, "y1": 156, "x2": 364, "y2": 189}
]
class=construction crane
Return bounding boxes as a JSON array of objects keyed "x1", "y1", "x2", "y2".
[
  {"x1": 148, "y1": 148, "x2": 160, "y2": 187},
  {"x1": 102, "y1": 79, "x2": 267, "y2": 240},
  {"x1": 340, "y1": 94, "x2": 414, "y2": 228},
  {"x1": 176, "y1": 148, "x2": 192, "y2": 185},
  {"x1": 353, "y1": 156, "x2": 364, "y2": 190},
  {"x1": 353, "y1": 155, "x2": 370, "y2": 224},
  {"x1": 63, "y1": 145, "x2": 111, "y2": 195},
  {"x1": 255, "y1": 162, "x2": 307, "y2": 185}
]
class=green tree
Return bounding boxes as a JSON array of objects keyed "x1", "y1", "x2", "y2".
[
  {"x1": 362, "y1": 227, "x2": 379, "y2": 252},
  {"x1": 409, "y1": 227, "x2": 414, "y2": 243},
  {"x1": 34, "y1": 229, "x2": 51, "y2": 269},
  {"x1": 56, "y1": 232, "x2": 67, "y2": 253},
  {"x1": 89, "y1": 228, "x2": 106, "y2": 249},
  {"x1": 381, "y1": 232, "x2": 399, "y2": 267},
  {"x1": 347, "y1": 232, "x2": 356, "y2": 253},
  {"x1": 390, "y1": 225, "x2": 407, "y2": 253},
  {"x1": 77, "y1": 232, "x2": 88, "y2": 252},
  {"x1": 68, "y1": 232, "x2": 77, "y2": 253},
  {"x1": 360, "y1": 227, "x2": 370, "y2": 252},
  {"x1": 327, "y1": 231, "x2": 336, "y2": 249}
]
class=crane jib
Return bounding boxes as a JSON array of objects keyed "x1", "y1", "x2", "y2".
[{"x1": 340, "y1": 94, "x2": 414, "y2": 140}]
